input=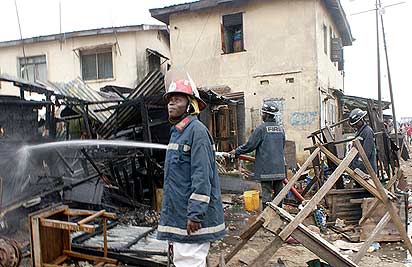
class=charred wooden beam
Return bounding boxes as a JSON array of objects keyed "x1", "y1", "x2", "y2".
[
  {"x1": 72, "y1": 245, "x2": 166, "y2": 267},
  {"x1": 80, "y1": 148, "x2": 111, "y2": 186}
]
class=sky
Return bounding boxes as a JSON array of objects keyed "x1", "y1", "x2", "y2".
[{"x1": 0, "y1": 0, "x2": 410, "y2": 119}]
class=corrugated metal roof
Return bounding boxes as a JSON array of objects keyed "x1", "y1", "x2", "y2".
[
  {"x1": 0, "y1": 24, "x2": 168, "y2": 48},
  {"x1": 0, "y1": 73, "x2": 53, "y2": 95},
  {"x1": 42, "y1": 79, "x2": 117, "y2": 123},
  {"x1": 97, "y1": 71, "x2": 166, "y2": 139},
  {"x1": 339, "y1": 94, "x2": 391, "y2": 111}
]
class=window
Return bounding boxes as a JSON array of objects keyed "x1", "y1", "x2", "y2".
[
  {"x1": 19, "y1": 55, "x2": 47, "y2": 82},
  {"x1": 81, "y1": 48, "x2": 113, "y2": 81},
  {"x1": 323, "y1": 24, "x2": 328, "y2": 55},
  {"x1": 221, "y1": 13, "x2": 244, "y2": 54}
]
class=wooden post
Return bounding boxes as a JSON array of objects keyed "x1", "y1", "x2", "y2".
[
  {"x1": 222, "y1": 219, "x2": 264, "y2": 265},
  {"x1": 271, "y1": 147, "x2": 320, "y2": 206},
  {"x1": 103, "y1": 217, "x2": 108, "y2": 258},
  {"x1": 319, "y1": 145, "x2": 385, "y2": 202},
  {"x1": 353, "y1": 140, "x2": 412, "y2": 255},
  {"x1": 359, "y1": 173, "x2": 398, "y2": 225},
  {"x1": 278, "y1": 148, "x2": 358, "y2": 240}
]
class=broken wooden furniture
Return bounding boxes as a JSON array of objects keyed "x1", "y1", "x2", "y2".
[
  {"x1": 217, "y1": 139, "x2": 412, "y2": 267},
  {"x1": 30, "y1": 205, "x2": 117, "y2": 267}
]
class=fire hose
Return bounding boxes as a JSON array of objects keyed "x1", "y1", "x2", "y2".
[
  {"x1": 217, "y1": 152, "x2": 305, "y2": 202},
  {"x1": 0, "y1": 237, "x2": 21, "y2": 267}
]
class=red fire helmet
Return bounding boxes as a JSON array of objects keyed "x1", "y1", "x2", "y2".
[{"x1": 163, "y1": 79, "x2": 206, "y2": 111}]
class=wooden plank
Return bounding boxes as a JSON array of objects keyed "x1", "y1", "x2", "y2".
[
  {"x1": 360, "y1": 196, "x2": 406, "y2": 241},
  {"x1": 65, "y1": 209, "x2": 116, "y2": 219},
  {"x1": 40, "y1": 219, "x2": 94, "y2": 233},
  {"x1": 359, "y1": 172, "x2": 398, "y2": 225},
  {"x1": 103, "y1": 218, "x2": 108, "y2": 258},
  {"x1": 271, "y1": 147, "x2": 320, "y2": 205},
  {"x1": 31, "y1": 217, "x2": 42, "y2": 267},
  {"x1": 353, "y1": 140, "x2": 412, "y2": 256},
  {"x1": 270, "y1": 204, "x2": 358, "y2": 267},
  {"x1": 40, "y1": 213, "x2": 70, "y2": 264},
  {"x1": 32, "y1": 205, "x2": 68, "y2": 220},
  {"x1": 63, "y1": 250, "x2": 117, "y2": 264},
  {"x1": 248, "y1": 236, "x2": 284, "y2": 267},
  {"x1": 52, "y1": 255, "x2": 68, "y2": 265},
  {"x1": 352, "y1": 212, "x2": 391, "y2": 263},
  {"x1": 43, "y1": 264, "x2": 63, "y2": 267},
  {"x1": 261, "y1": 208, "x2": 284, "y2": 234},
  {"x1": 319, "y1": 145, "x2": 384, "y2": 202},
  {"x1": 78, "y1": 210, "x2": 106, "y2": 225},
  {"x1": 301, "y1": 173, "x2": 319, "y2": 197},
  {"x1": 278, "y1": 148, "x2": 358, "y2": 240},
  {"x1": 223, "y1": 219, "x2": 264, "y2": 264}
]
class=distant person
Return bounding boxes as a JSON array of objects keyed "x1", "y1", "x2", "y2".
[
  {"x1": 406, "y1": 124, "x2": 412, "y2": 145},
  {"x1": 158, "y1": 77, "x2": 225, "y2": 267},
  {"x1": 348, "y1": 108, "x2": 377, "y2": 173},
  {"x1": 231, "y1": 99, "x2": 285, "y2": 207}
]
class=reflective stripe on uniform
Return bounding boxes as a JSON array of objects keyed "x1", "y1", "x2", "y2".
[
  {"x1": 168, "y1": 143, "x2": 179, "y2": 150},
  {"x1": 158, "y1": 223, "x2": 225, "y2": 236},
  {"x1": 168, "y1": 143, "x2": 215, "y2": 152},
  {"x1": 260, "y1": 173, "x2": 285, "y2": 179},
  {"x1": 190, "y1": 193, "x2": 210, "y2": 203}
]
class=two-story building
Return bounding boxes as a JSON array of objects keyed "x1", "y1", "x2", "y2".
[
  {"x1": 0, "y1": 24, "x2": 170, "y2": 95},
  {"x1": 151, "y1": 0, "x2": 353, "y2": 160}
]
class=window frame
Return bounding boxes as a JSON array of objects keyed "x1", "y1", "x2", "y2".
[
  {"x1": 80, "y1": 47, "x2": 114, "y2": 82},
  {"x1": 221, "y1": 12, "x2": 245, "y2": 55},
  {"x1": 18, "y1": 54, "x2": 48, "y2": 82}
]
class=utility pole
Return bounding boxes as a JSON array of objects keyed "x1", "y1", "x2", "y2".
[
  {"x1": 351, "y1": 1, "x2": 405, "y2": 143},
  {"x1": 375, "y1": 0, "x2": 383, "y2": 121},
  {"x1": 379, "y1": 0, "x2": 399, "y2": 147}
]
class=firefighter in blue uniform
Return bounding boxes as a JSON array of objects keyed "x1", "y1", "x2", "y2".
[
  {"x1": 348, "y1": 108, "x2": 377, "y2": 173},
  {"x1": 157, "y1": 78, "x2": 225, "y2": 267},
  {"x1": 231, "y1": 99, "x2": 286, "y2": 207}
]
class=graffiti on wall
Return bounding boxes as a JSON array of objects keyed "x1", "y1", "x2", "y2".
[{"x1": 290, "y1": 111, "x2": 317, "y2": 126}]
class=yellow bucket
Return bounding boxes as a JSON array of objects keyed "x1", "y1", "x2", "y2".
[{"x1": 243, "y1": 190, "x2": 260, "y2": 211}]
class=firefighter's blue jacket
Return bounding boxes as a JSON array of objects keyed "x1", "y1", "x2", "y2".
[
  {"x1": 157, "y1": 115, "x2": 225, "y2": 243},
  {"x1": 351, "y1": 123, "x2": 377, "y2": 173},
  {"x1": 235, "y1": 120, "x2": 286, "y2": 181}
]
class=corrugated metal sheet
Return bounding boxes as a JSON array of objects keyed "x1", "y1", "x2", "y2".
[
  {"x1": 339, "y1": 94, "x2": 391, "y2": 111},
  {"x1": 42, "y1": 79, "x2": 117, "y2": 123},
  {"x1": 97, "y1": 71, "x2": 165, "y2": 139}
]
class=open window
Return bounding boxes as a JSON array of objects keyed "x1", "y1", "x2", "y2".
[
  {"x1": 221, "y1": 12, "x2": 244, "y2": 54},
  {"x1": 19, "y1": 55, "x2": 47, "y2": 82}
]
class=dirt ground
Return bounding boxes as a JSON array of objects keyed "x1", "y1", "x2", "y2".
[
  {"x1": 5, "y1": 155, "x2": 412, "y2": 267},
  {"x1": 208, "y1": 156, "x2": 412, "y2": 267}
]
